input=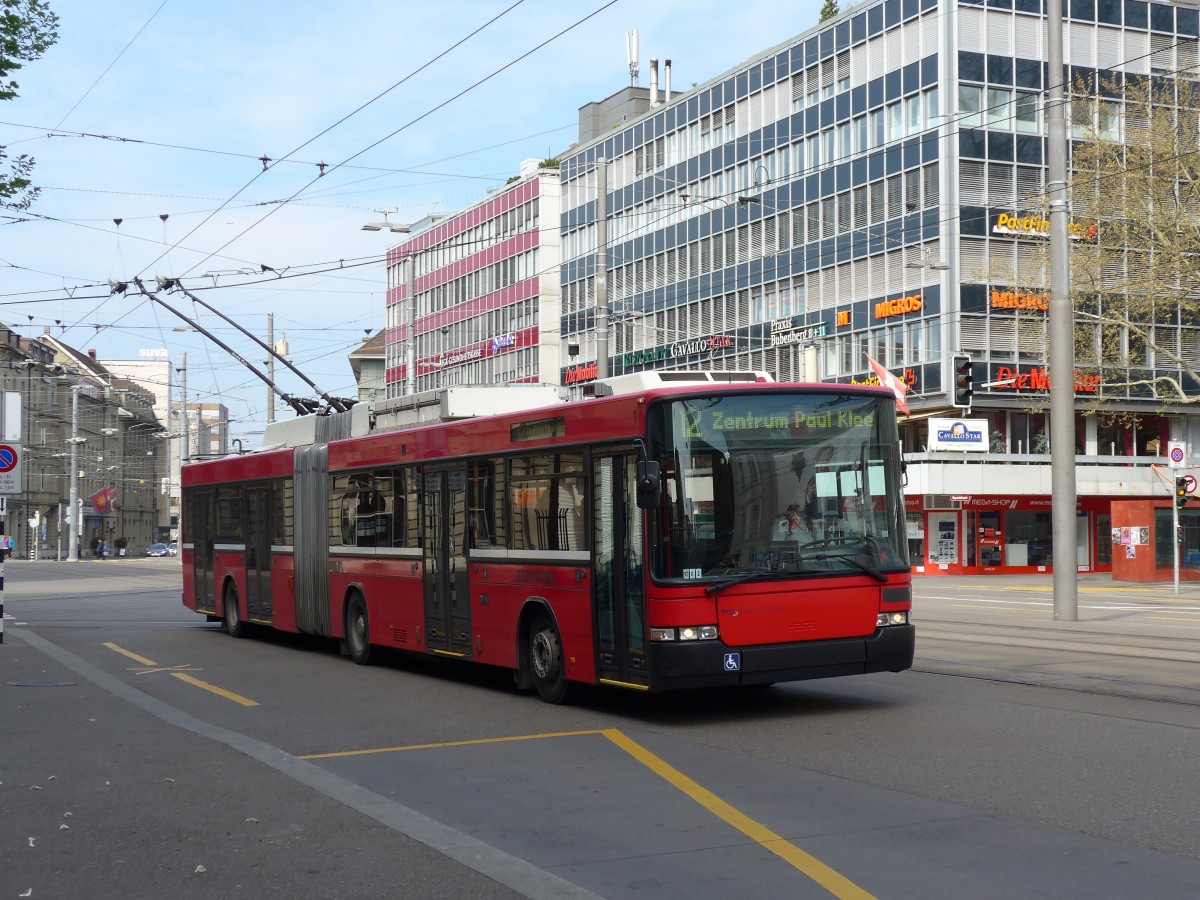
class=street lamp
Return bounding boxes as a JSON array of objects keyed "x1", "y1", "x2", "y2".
[
  {"x1": 361, "y1": 210, "x2": 411, "y2": 233},
  {"x1": 64, "y1": 383, "x2": 85, "y2": 562},
  {"x1": 360, "y1": 217, "x2": 417, "y2": 396}
]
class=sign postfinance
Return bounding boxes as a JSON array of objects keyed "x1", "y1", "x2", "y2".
[{"x1": 992, "y1": 212, "x2": 1097, "y2": 241}]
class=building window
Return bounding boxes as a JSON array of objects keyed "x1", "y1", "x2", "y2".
[
  {"x1": 1015, "y1": 91, "x2": 1040, "y2": 133},
  {"x1": 986, "y1": 88, "x2": 1012, "y2": 129},
  {"x1": 958, "y1": 85, "x2": 983, "y2": 128}
]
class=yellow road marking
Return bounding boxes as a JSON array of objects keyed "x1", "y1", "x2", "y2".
[
  {"x1": 130, "y1": 664, "x2": 201, "y2": 675},
  {"x1": 104, "y1": 643, "x2": 256, "y2": 706},
  {"x1": 601, "y1": 729, "x2": 874, "y2": 899},
  {"x1": 299, "y1": 730, "x2": 602, "y2": 760},
  {"x1": 951, "y1": 605, "x2": 1039, "y2": 613},
  {"x1": 973, "y1": 585, "x2": 1170, "y2": 594},
  {"x1": 303, "y1": 728, "x2": 871, "y2": 894},
  {"x1": 170, "y1": 672, "x2": 259, "y2": 707},
  {"x1": 104, "y1": 642, "x2": 156, "y2": 666}
]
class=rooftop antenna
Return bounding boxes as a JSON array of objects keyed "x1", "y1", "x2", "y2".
[{"x1": 626, "y1": 28, "x2": 640, "y2": 86}]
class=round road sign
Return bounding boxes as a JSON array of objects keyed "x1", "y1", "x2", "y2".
[
  {"x1": 1185, "y1": 475, "x2": 1198, "y2": 495},
  {"x1": 0, "y1": 444, "x2": 18, "y2": 473},
  {"x1": 1171, "y1": 446, "x2": 1185, "y2": 464}
]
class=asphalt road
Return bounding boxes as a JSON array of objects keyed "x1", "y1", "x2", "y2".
[{"x1": 4, "y1": 560, "x2": 1200, "y2": 899}]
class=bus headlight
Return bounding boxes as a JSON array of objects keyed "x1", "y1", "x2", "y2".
[
  {"x1": 650, "y1": 625, "x2": 720, "y2": 642},
  {"x1": 876, "y1": 611, "x2": 909, "y2": 627}
]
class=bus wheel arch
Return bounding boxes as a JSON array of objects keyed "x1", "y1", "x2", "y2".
[
  {"x1": 520, "y1": 601, "x2": 575, "y2": 704},
  {"x1": 222, "y1": 577, "x2": 246, "y2": 639},
  {"x1": 344, "y1": 588, "x2": 374, "y2": 666}
]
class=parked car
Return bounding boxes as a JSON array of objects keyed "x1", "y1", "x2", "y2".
[
  {"x1": 167, "y1": 541, "x2": 178, "y2": 557},
  {"x1": 146, "y1": 543, "x2": 169, "y2": 557}
]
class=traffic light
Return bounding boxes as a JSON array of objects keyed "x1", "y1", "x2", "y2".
[
  {"x1": 1176, "y1": 476, "x2": 1190, "y2": 509},
  {"x1": 952, "y1": 354, "x2": 974, "y2": 409}
]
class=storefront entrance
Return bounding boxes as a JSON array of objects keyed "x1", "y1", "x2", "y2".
[{"x1": 910, "y1": 496, "x2": 1111, "y2": 575}]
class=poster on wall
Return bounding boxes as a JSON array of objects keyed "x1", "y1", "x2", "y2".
[
  {"x1": 1136, "y1": 527, "x2": 1149, "y2": 545},
  {"x1": 1126, "y1": 545, "x2": 1136, "y2": 558},
  {"x1": 1111, "y1": 527, "x2": 1121, "y2": 544}
]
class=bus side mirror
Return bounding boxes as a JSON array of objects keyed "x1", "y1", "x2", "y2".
[{"x1": 636, "y1": 460, "x2": 661, "y2": 509}]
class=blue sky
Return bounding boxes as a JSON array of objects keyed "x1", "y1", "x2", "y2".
[{"x1": 2, "y1": 0, "x2": 822, "y2": 440}]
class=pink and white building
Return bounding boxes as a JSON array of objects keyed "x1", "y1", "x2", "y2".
[{"x1": 384, "y1": 162, "x2": 562, "y2": 397}]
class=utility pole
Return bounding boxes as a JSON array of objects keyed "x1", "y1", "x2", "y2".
[
  {"x1": 267, "y1": 313, "x2": 275, "y2": 425},
  {"x1": 1047, "y1": 0, "x2": 1078, "y2": 621},
  {"x1": 595, "y1": 158, "x2": 609, "y2": 380},
  {"x1": 179, "y1": 352, "x2": 189, "y2": 466},
  {"x1": 67, "y1": 385, "x2": 81, "y2": 562}
]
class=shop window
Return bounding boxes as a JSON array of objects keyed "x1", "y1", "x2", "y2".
[
  {"x1": 906, "y1": 511, "x2": 925, "y2": 563},
  {"x1": 1006, "y1": 510, "x2": 1053, "y2": 566},
  {"x1": 1156, "y1": 508, "x2": 1200, "y2": 568}
]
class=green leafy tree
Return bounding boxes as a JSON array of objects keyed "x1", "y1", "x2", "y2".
[
  {"x1": 0, "y1": 0, "x2": 58, "y2": 210},
  {"x1": 819, "y1": 0, "x2": 840, "y2": 23}
]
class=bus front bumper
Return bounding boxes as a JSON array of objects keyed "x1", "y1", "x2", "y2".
[{"x1": 645, "y1": 625, "x2": 915, "y2": 692}]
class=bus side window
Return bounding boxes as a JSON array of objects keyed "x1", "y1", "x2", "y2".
[{"x1": 468, "y1": 461, "x2": 496, "y2": 549}]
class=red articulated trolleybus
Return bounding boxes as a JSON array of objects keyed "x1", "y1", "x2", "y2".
[{"x1": 181, "y1": 373, "x2": 914, "y2": 703}]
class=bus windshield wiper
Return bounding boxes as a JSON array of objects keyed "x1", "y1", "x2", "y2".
[
  {"x1": 820, "y1": 553, "x2": 888, "y2": 583},
  {"x1": 705, "y1": 570, "x2": 796, "y2": 597}
]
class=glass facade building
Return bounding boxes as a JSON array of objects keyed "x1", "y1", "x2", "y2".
[{"x1": 552, "y1": 0, "x2": 1200, "y2": 575}]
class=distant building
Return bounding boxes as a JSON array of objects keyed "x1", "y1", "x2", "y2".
[
  {"x1": 21, "y1": 333, "x2": 164, "y2": 553},
  {"x1": 384, "y1": 162, "x2": 563, "y2": 396},
  {"x1": 349, "y1": 332, "x2": 386, "y2": 405}
]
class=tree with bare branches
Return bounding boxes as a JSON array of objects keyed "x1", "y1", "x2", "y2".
[{"x1": 1067, "y1": 71, "x2": 1200, "y2": 407}]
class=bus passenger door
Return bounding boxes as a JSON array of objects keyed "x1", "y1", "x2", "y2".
[
  {"x1": 592, "y1": 453, "x2": 647, "y2": 687},
  {"x1": 244, "y1": 485, "x2": 273, "y2": 623},
  {"x1": 421, "y1": 466, "x2": 471, "y2": 656},
  {"x1": 190, "y1": 490, "x2": 215, "y2": 614}
]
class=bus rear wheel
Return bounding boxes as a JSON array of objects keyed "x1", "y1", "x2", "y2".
[
  {"x1": 345, "y1": 593, "x2": 374, "y2": 666},
  {"x1": 223, "y1": 584, "x2": 246, "y2": 639},
  {"x1": 529, "y1": 613, "x2": 573, "y2": 704}
]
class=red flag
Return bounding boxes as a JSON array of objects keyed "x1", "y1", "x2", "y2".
[
  {"x1": 866, "y1": 354, "x2": 910, "y2": 416},
  {"x1": 90, "y1": 487, "x2": 114, "y2": 515}
]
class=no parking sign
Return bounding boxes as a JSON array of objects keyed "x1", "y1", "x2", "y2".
[
  {"x1": 1168, "y1": 440, "x2": 1187, "y2": 469},
  {"x1": 0, "y1": 442, "x2": 21, "y2": 493}
]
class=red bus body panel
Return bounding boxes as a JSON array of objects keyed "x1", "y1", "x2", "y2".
[{"x1": 180, "y1": 382, "x2": 912, "y2": 694}]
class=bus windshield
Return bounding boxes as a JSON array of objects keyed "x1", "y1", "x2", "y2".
[{"x1": 646, "y1": 391, "x2": 909, "y2": 581}]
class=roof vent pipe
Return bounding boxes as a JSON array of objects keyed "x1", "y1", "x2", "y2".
[
  {"x1": 665, "y1": 59, "x2": 672, "y2": 102},
  {"x1": 649, "y1": 57, "x2": 659, "y2": 106}
]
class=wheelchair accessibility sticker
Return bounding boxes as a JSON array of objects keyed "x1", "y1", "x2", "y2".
[{"x1": 723, "y1": 652, "x2": 741, "y2": 671}]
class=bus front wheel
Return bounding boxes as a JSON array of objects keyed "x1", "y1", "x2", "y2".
[
  {"x1": 529, "y1": 613, "x2": 573, "y2": 704},
  {"x1": 345, "y1": 593, "x2": 374, "y2": 666},
  {"x1": 223, "y1": 584, "x2": 246, "y2": 639}
]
